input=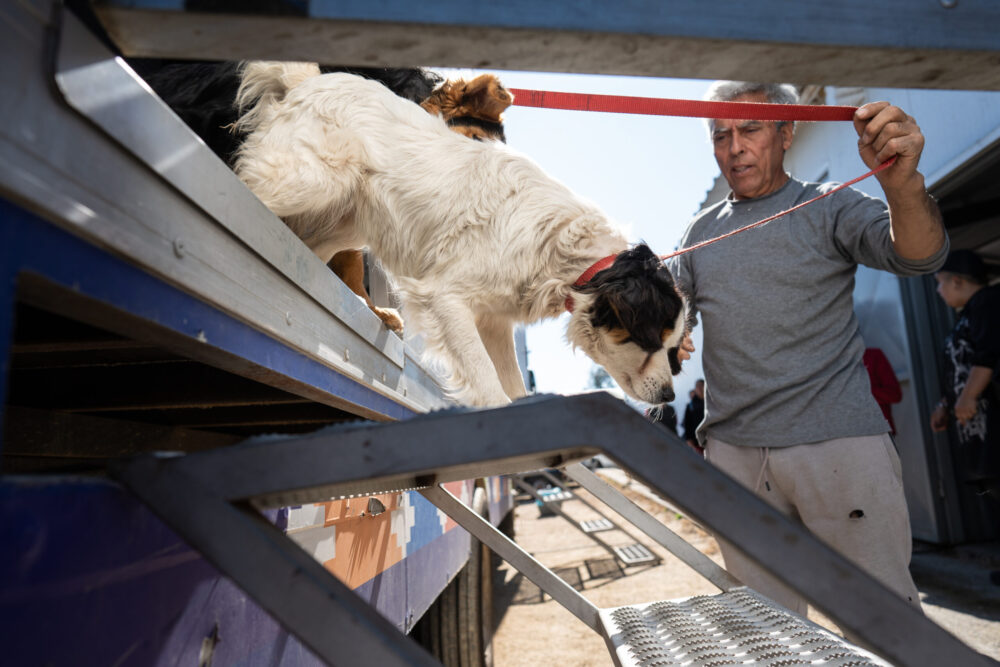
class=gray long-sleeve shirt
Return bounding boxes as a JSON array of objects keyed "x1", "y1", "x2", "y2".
[{"x1": 670, "y1": 176, "x2": 947, "y2": 448}]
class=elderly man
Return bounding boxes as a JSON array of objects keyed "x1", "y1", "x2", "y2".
[{"x1": 671, "y1": 81, "x2": 948, "y2": 617}]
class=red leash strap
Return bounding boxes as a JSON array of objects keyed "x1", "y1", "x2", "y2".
[
  {"x1": 509, "y1": 89, "x2": 857, "y2": 122},
  {"x1": 660, "y1": 157, "x2": 897, "y2": 262}
]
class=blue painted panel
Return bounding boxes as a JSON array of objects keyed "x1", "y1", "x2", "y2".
[
  {"x1": 0, "y1": 199, "x2": 415, "y2": 431},
  {"x1": 0, "y1": 477, "x2": 325, "y2": 667}
]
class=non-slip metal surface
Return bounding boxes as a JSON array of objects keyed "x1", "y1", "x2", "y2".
[
  {"x1": 538, "y1": 489, "x2": 575, "y2": 503},
  {"x1": 612, "y1": 544, "x2": 656, "y2": 565},
  {"x1": 601, "y1": 589, "x2": 888, "y2": 667},
  {"x1": 580, "y1": 518, "x2": 615, "y2": 533}
]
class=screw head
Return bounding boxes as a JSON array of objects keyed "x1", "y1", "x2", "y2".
[{"x1": 173, "y1": 238, "x2": 186, "y2": 258}]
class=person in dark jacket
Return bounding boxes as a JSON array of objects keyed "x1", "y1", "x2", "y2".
[
  {"x1": 646, "y1": 403, "x2": 678, "y2": 435},
  {"x1": 682, "y1": 379, "x2": 706, "y2": 453},
  {"x1": 930, "y1": 249, "x2": 1000, "y2": 500}
]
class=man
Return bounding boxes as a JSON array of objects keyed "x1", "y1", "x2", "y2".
[
  {"x1": 930, "y1": 249, "x2": 999, "y2": 499},
  {"x1": 683, "y1": 379, "x2": 706, "y2": 453},
  {"x1": 670, "y1": 81, "x2": 948, "y2": 617}
]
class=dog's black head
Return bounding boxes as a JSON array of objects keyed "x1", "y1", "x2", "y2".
[
  {"x1": 568, "y1": 244, "x2": 687, "y2": 404},
  {"x1": 321, "y1": 66, "x2": 444, "y2": 104}
]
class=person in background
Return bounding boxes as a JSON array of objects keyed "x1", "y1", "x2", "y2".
[
  {"x1": 646, "y1": 403, "x2": 678, "y2": 435},
  {"x1": 863, "y1": 347, "x2": 902, "y2": 435},
  {"x1": 670, "y1": 80, "x2": 947, "y2": 618},
  {"x1": 683, "y1": 379, "x2": 706, "y2": 454},
  {"x1": 930, "y1": 249, "x2": 1000, "y2": 501}
]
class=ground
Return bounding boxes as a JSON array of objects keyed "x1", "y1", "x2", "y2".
[{"x1": 490, "y1": 469, "x2": 1000, "y2": 666}]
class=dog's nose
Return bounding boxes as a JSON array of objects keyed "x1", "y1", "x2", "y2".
[{"x1": 659, "y1": 387, "x2": 675, "y2": 403}]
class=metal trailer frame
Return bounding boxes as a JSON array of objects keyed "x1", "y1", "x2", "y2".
[
  {"x1": 90, "y1": 0, "x2": 1000, "y2": 90},
  {"x1": 112, "y1": 393, "x2": 996, "y2": 667},
  {"x1": 0, "y1": 4, "x2": 509, "y2": 662}
]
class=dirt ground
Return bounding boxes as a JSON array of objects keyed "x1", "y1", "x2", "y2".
[{"x1": 489, "y1": 469, "x2": 1000, "y2": 666}]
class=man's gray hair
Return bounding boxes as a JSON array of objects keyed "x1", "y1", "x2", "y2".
[{"x1": 704, "y1": 81, "x2": 799, "y2": 134}]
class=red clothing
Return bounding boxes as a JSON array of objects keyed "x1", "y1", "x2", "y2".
[{"x1": 863, "y1": 348, "x2": 902, "y2": 434}]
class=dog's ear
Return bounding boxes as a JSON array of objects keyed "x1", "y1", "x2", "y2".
[
  {"x1": 576, "y1": 245, "x2": 682, "y2": 353},
  {"x1": 458, "y1": 74, "x2": 513, "y2": 123},
  {"x1": 421, "y1": 74, "x2": 512, "y2": 124}
]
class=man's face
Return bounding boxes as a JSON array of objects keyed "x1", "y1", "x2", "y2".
[
  {"x1": 694, "y1": 381, "x2": 705, "y2": 399},
  {"x1": 711, "y1": 93, "x2": 794, "y2": 200}
]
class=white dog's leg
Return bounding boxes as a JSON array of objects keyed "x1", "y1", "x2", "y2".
[
  {"x1": 404, "y1": 293, "x2": 510, "y2": 407},
  {"x1": 476, "y1": 313, "x2": 527, "y2": 401}
]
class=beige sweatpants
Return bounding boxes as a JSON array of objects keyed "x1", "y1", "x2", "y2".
[{"x1": 705, "y1": 433, "x2": 922, "y2": 618}]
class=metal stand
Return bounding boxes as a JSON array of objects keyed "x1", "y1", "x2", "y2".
[{"x1": 112, "y1": 393, "x2": 995, "y2": 667}]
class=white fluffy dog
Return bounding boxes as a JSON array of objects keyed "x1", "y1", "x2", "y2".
[{"x1": 235, "y1": 62, "x2": 686, "y2": 407}]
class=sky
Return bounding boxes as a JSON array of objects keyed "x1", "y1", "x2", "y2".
[{"x1": 443, "y1": 69, "x2": 719, "y2": 417}]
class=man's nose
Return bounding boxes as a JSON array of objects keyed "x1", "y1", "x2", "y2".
[{"x1": 729, "y1": 133, "x2": 744, "y2": 155}]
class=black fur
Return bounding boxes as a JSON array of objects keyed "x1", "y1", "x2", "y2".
[
  {"x1": 443, "y1": 116, "x2": 507, "y2": 143},
  {"x1": 126, "y1": 59, "x2": 445, "y2": 165},
  {"x1": 575, "y1": 244, "x2": 685, "y2": 356}
]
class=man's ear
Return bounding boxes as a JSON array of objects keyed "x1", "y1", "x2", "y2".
[{"x1": 780, "y1": 122, "x2": 794, "y2": 151}]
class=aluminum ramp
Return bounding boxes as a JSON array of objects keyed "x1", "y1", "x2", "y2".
[{"x1": 111, "y1": 393, "x2": 995, "y2": 667}]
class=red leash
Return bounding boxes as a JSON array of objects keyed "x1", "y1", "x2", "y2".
[
  {"x1": 660, "y1": 156, "x2": 896, "y2": 261},
  {"x1": 509, "y1": 89, "x2": 857, "y2": 122}
]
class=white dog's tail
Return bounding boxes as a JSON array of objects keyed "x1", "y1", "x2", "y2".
[{"x1": 235, "y1": 61, "x2": 321, "y2": 133}]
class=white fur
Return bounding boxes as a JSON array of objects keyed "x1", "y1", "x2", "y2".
[{"x1": 235, "y1": 62, "x2": 676, "y2": 406}]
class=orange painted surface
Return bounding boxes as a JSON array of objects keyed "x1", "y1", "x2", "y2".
[{"x1": 311, "y1": 482, "x2": 471, "y2": 589}]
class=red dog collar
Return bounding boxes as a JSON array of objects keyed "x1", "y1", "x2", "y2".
[{"x1": 565, "y1": 254, "x2": 618, "y2": 312}]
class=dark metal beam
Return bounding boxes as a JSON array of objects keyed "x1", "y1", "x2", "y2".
[
  {"x1": 112, "y1": 393, "x2": 996, "y2": 667},
  {"x1": 91, "y1": 1, "x2": 1000, "y2": 89}
]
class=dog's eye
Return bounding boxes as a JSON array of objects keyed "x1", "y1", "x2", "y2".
[{"x1": 617, "y1": 336, "x2": 633, "y2": 345}]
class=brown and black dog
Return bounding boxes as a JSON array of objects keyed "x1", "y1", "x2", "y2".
[{"x1": 128, "y1": 59, "x2": 513, "y2": 334}]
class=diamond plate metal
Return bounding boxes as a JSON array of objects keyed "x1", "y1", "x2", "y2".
[{"x1": 601, "y1": 589, "x2": 890, "y2": 666}]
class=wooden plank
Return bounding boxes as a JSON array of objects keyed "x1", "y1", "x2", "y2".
[
  {"x1": 7, "y1": 360, "x2": 309, "y2": 411},
  {"x1": 92, "y1": 1, "x2": 1000, "y2": 90},
  {"x1": 2, "y1": 406, "x2": 242, "y2": 460},
  {"x1": 96, "y1": 404, "x2": 355, "y2": 429}
]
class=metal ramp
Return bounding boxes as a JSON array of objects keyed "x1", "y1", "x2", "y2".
[
  {"x1": 514, "y1": 469, "x2": 659, "y2": 566},
  {"x1": 110, "y1": 393, "x2": 994, "y2": 667}
]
